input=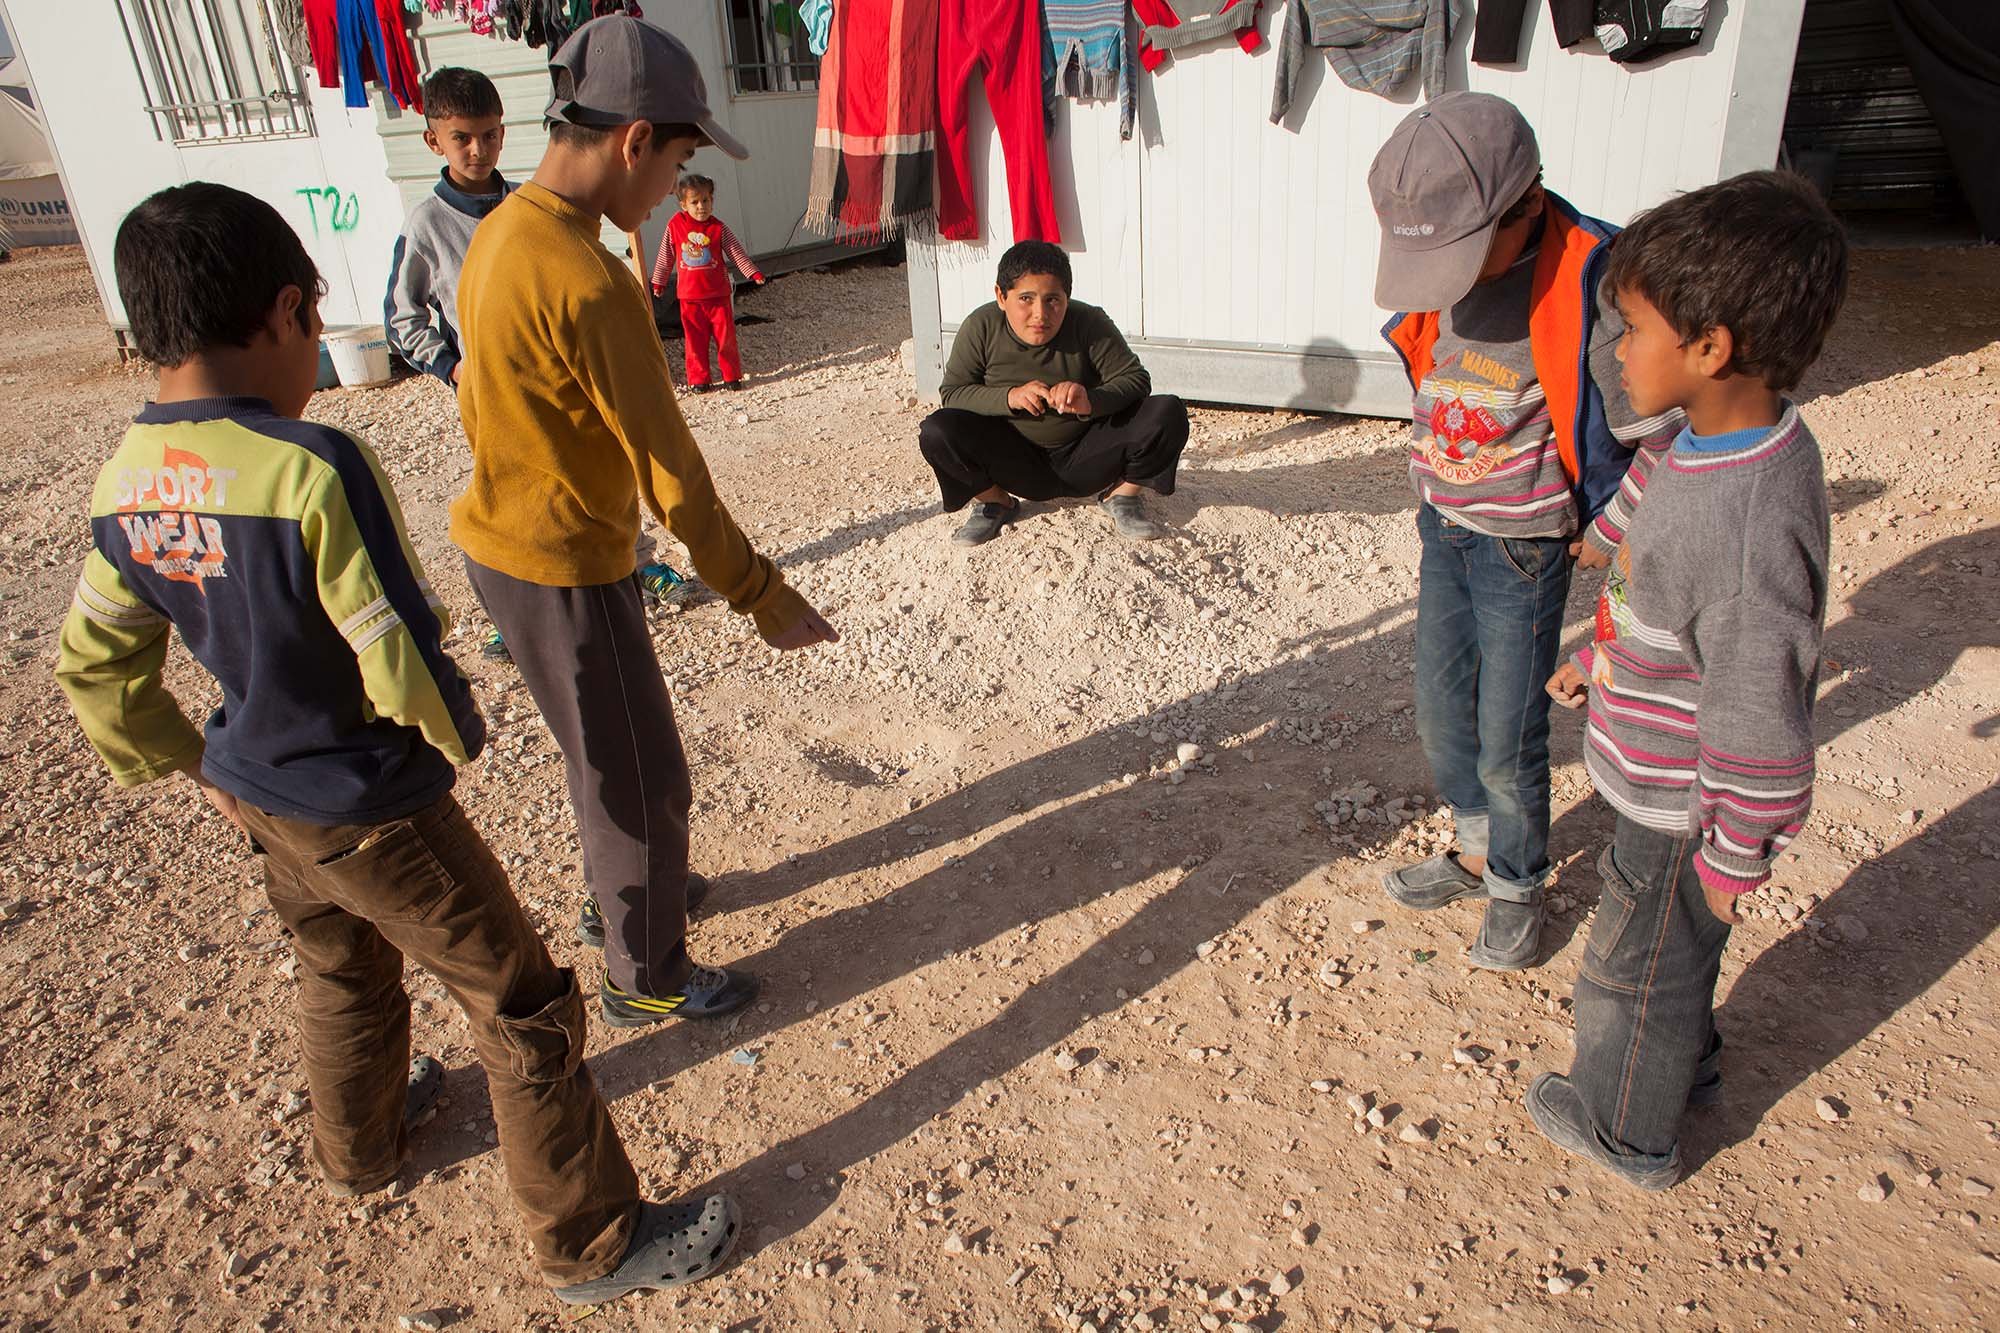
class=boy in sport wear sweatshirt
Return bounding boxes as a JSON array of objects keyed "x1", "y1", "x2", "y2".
[
  {"x1": 1534, "y1": 171, "x2": 1849, "y2": 1191},
  {"x1": 52, "y1": 181, "x2": 724, "y2": 1305},
  {"x1": 651, "y1": 173, "x2": 764, "y2": 390},
  {"x1": 1368, "y1": 91, "x2": 1681, "y2": 972}
]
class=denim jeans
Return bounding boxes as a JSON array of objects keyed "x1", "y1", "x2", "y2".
[
  {"x1": 1569, "y1": 815, "x2": 1732, "y2": 1163},
  {"x1": 1413, "y1": 504, "x2": 1571, "y2": 899}
]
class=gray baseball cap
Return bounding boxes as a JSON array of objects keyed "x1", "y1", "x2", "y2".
[
  {"x1": 546, "y1": 16, "x2": 749, "y2": 160},
  {"x1": 1368, "y1": 92, "x2": 1541, "y2": 312}
]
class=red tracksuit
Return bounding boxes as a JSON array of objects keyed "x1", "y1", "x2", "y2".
[
  {"x1": 937, "y1": 0, "x2": 1061, "y2": 243},
  {"x1": 652, "y1": 211, "x2": 764, "y2": 386}
]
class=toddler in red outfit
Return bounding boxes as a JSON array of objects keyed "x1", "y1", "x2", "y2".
[{"x1": 651, "y1": 175, "x2": 764, "y2": 391}]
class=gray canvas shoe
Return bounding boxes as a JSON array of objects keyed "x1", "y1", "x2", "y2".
[
  {"x1": 1466, "y1": 893, "x2": 1544, "y2": 971},
  {"x1": 1381, "y1": 852, "x2": 1488, "y2": 911},
  {"x1": 1101, "y1": 493, "x2": 1164, "y2": 540},
  {"x1": 952, "y1": 501, "x2": 1017, "y2": 546},
  {"x1": 1526, "y1": 1073, "x2": 1682, "y2": 1191}
]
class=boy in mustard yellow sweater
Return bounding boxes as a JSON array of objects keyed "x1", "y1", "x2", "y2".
[{"x1": 452, "y1": 17, "x2": 837, "y2": 1032}]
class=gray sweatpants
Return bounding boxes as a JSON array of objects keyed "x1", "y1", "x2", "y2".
[{"x1": 463, "y1": 557, "x2": 694, "y2": 997}]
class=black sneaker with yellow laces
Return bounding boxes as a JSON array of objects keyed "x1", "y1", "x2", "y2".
[{"x1": 600, "y1": 965, "x2": 758, "y2": 1027}]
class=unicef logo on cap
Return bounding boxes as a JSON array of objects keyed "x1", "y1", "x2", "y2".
[{"x1": 1390, "y1": 222, "x2": 1437, "y2": 238}]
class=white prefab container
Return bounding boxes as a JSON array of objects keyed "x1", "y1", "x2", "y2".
[
  {"x1": 0, "y1": 57, "x2": 78, "y2": 251},
  {"x1": 906, "y1": 1, "x2": 1810, "y2": 417},
  {"x1": 0, "y1": 0, "x2": 405, "y2": 338},
  {"x1": 1, "y1": 2, "x2": 852, "y2": 346}
]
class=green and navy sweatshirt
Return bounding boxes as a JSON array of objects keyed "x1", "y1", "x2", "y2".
[{"x1": 55, "y1": 397, "x2": 485, "y2": 825}]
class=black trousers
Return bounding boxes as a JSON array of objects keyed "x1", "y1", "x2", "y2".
[
  {"x1": 918, "y1": 395, "x2": 1189, "y2": 512},
  {"x1": 1471, "y1": 0, "x2": 1594, "y2": 62},
  {"x1": 463, "y1": 557, "x2": 694, "y2": 998}
]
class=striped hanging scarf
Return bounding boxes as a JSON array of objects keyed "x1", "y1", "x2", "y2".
[{"x1": 805, "y1": 0, "x2": 939, "y2": 238}]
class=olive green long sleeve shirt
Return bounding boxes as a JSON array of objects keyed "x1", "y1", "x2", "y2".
[{"x1": 939, "y1": 302, "x2": 1151, "y2": 448}]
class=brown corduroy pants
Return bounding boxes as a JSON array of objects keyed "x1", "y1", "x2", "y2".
[{"x1": 241, "y1": 794, "x2": 639, "y2": 1286}]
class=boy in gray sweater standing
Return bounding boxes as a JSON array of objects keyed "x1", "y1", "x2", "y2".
[
  {"x1": 1536, "y1": 171, "x2": 1849, "y2": 1190},
  {"x1": 385, "y1": 67, "x2": 514, "y2": 389}
]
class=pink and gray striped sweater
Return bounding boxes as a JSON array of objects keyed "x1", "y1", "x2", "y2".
[{"x1": 1575, "y1": 406, "x2": 1830, "y2": 894}]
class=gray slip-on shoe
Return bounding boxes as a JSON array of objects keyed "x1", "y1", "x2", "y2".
[
  {"x1": 1101, "y1": 493, "x2": 1164, "y2": 541},
  {"x1": 1381, "y1": 852, "x2": 1488, "y2": 911},
  {"x1": 952, "y1": 501, "x2": 1017, "y2": 547},
  {"x1": 1466, "y1": 893, "x2": 1544, "y2": 971},
  {"x1": 1526, "y1": 1073, "x2": 1681, "y2": 1191},
  {"x1": 552, "y1": 1195, "x2": 741, "y2": 1304}
]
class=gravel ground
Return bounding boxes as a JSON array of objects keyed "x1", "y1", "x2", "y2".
[{"x1": 0, "y1": 240, "x2": 1996, "y2": 1332}]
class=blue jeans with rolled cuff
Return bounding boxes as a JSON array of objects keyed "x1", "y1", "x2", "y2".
[{"x1": 1413, "y1": 503, "x2": 1571, "y2": 902}]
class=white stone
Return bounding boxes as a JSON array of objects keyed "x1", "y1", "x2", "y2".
[
  {"x1": 1176, "y1": 743, "x2": 1203, "y2": 765},
  {"x1": 1053, "y1": 1049, "x2": 1081, "y2": 1072},
  {"x1": 1814, "y1": 1097, "x2": 1845, "y2": 1123},
  {"x1": 1546, "y1": 1274, "x2": 1576, "y2": 1295}
]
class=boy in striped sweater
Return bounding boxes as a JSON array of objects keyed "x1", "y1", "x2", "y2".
[{"x1": 1534, "y1": 170, "x2": 1849, "y2": 1190}]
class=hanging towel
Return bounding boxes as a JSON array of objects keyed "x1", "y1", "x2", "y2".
[
  {"x1": 1593, "y1": 0, "x2": 1705, "y2": 63},
  {"x1": 1137, "y1": 0, "x2": 1265, "y2": 63},
  {"x1": 1043, "y1": 0, "x2": 1137, "y2": 139},
  {"x1": 1271, "y1": 0, "x2": 1451, "y2": 122},
  {"x1": 1469, "y1": 0, "x2": 1592, "y2": 62},
  {"x1": 804, "y1": 0, "x2": 940, "y2": 238},
  {"x1": 801, "y1": 0, "x2": 835, "y2": 54}
]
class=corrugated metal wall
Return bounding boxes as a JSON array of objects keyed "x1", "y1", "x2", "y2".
[
  {"x1": 381, "y1": 10, "x2": 821, "y2": 269},
  {"x1": 1782, "y1": 0, "x2": 1960, "y2": 215}
]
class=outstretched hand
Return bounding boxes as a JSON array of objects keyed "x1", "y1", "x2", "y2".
[{"x1": 764, "y1": 602, "x2": 840, "y2": 651}]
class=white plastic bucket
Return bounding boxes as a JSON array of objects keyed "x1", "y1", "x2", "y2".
[{"x1": 326, "y1": 325, "x2": 392, "y2": 388}]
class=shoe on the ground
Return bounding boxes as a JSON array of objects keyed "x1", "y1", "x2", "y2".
[
  {"x1": 724, "y1": 379, "x2": 747, "y2": 391},
  {"x1": 1526, "y1": 1072, "x2": 1682, "y2": 1191},
  {"x1": 600, "y1": 965, "x2": 758, "y2": 1027},
  {"x1": 577, "y1": 874, "x2": 712, "y2": 948},
  {"x1": 324, "y1": 1054, "x2": 445, "y2": 1198},
  {"x1": 479, "y1": 630, "x2": 511, "y2": 662},
  {"x1": 1382, "y1": 852, "x2": 1488, "y2": 911},
  {"x1": 1466, "y1": 893, "x2": 1544, "y2": 971},
  {"x1": 552, "y1": 1194, "x2": 741, "y2": 1303},
  {"x1": 951, "y1": 500, "x2": 1017, "y2": 547},
  {"x1": 637, "y1": 561, "x2": 690, "y2": 606},
  {"x1": 1101, "y1": 493, "x2": 1164, "y2": 541},
  {"x1": 688, "y1": 383, "x2": 714, "y2": 394}
]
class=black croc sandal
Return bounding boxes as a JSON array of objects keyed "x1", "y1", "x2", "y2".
[
  {"x1": 552, "y1": 1194, "x2": 742, "y2": 1304},
  {"x1": 325, "y1": 1054, "x2": 446, "y2": 1198}
]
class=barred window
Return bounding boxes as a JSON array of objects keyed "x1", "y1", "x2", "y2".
[
  {"x1": 117, "y1": 0, "x2": 312, "y2": 143},
  {"x1": 723, "y1": 0, "x2": 819, "y2": 96}
]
